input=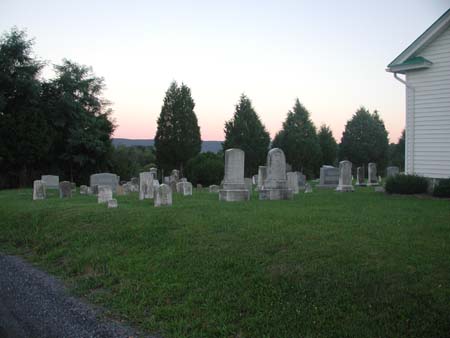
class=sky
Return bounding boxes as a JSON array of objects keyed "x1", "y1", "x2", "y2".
[{"x1": 1, "y1": 1, "x2": 449, "y2": 142}]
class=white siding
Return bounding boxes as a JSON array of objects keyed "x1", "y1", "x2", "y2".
[{"x1": 405, "y1": 25, "x2": 450, "y2": 178}]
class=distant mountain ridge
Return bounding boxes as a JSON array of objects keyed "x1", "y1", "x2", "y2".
[{"x1": 112, "y1": 138, "x2": 223, "y2": 153}]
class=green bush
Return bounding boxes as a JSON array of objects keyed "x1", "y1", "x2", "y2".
[
  {"x1": 433, "y1": 178, "x2": 450, "y2": 198},
  {"x1": 385, "y1": 174, "x2": 428, "y2": 194},
  {"x1": 185, "y1": 152, "x2": 224, "y2": 186}
]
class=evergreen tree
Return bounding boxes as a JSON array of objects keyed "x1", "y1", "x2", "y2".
[
  {"x1": 223, "y1": 94, "x2": 270, "y2": 176},
  {"x1": 272, "y1": 99, "x2": 321, "y2": 178},
  {"x1": 388, "y1": 129, "x2": 405, "y2": 170},
  {"x1": 339, "y1": 107, "x2": 389, "y2": 172},
  {"x1": 41, "y1": 59, "x2": 115, "y2": 183},
  {"x1": 318, "y1": 124, "x2": 338, "y2": 165},
  {"x1": 154, "y1": 81, "x2": 201, "y2": 173},
  {"x1": 0, "y1": 28, "x2": 50, "y2": 187}
]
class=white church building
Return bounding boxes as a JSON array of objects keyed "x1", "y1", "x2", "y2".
[{"x1": 387, "y1": 9, "x2": 450, "y2": 179}]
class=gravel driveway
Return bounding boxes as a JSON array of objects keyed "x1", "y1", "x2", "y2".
[{"x1": 0, "y1": 254, "x2": 159, "y2": 338}]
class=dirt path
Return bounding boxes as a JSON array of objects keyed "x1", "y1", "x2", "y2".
[{"x1": 0, "y1": 254, "x2": 158, "y2": 338}]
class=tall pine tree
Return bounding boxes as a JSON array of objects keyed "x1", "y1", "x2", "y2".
[
  {"x1": 272, "y1": 99, "x2": 321, "y2": 178},
  {"x1": 339, "y1": 107, "x2": 389, "y2": 172},
  {"x1": 318, "y1": 124, "x2": 337, "y2": 166},
  {"x1": 223, "y1": 94, "x2": 270, "y2": 176},
  {"x1": 155, "y1": 81, "x2": 201, "y2": 173}
]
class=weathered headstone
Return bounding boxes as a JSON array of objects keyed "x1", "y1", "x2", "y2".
[
  {"x1": 367, "y1": 163, "x2": 379, "y2": 186},
  {"x1": 317, "y1": 165, "x2": 339, "y2": 188},
  {"x1": 298, "y1": 173, "x2": 306, "y2": 190},
  {"x1": 196, "y1": 183, "x2": 202, "y2": 189},
  {"x1": 41, "y1": 175, "x2": 59, "y2": 189},
  {"x1": 90, "y1": 173, "x2": 118, "y2": 191},
  {"x1": 209, "y1": 185, "x2": 220, "y2": 193},
  {"x1": 70, "y1": 182, "x2": 76, "y2": 192},
  {"x1": 287, "y1": 172, "x2": 299, "y2": 194},
  {"x1": 355, "y1": 166, "x2": 366, "y2": 186},
  {"x1": 164, "y1": 176, "x2": 170, "y2": 184},
  {"x1": 155, "y1": 184, "x2": 172, "y2": 207},
  {"x1": 252, "y1": 175, "x2": 258, "y2": 185},
  {"x1": 259, "y1": 148, "x2": 293, "y2": 200},
  {"x1": 219, "y1": 148, "x2": 250, "y2": 202},
  {"x1": 131, "y1": 177, "x2": 139, "y2": 185},
  {"x1": 33, "y1": 180, "x2": 46, "y2": 200},
  {"x1": 374, "y1": 186, "x2": 385, "y2": 193},
  {"x1": 176, "y1": 181, "x2": 193, "y2": 195},
  {"x1": 257, "y1": 166, "x2": 267, "y2": 191},
  {"x1": 80, "y1": 185, "x2": 89, "y2": 195},
  {"x1": 107, "y1": 199, "x2": 118, "y2": 208},
  {"x1": 304, "y1": 183, "x2": 313, "y2": 193},
  {"x1": 149, "y1": 167, "x2": 158, "y2": 180},
  {"x1": 98, "y1": 185, "x2": 113, "y2": 204},
  {"x1": 153, "y1": 179, "x2": 160, "y2": 194},
  {"x1": 180, "y1": 178, "x2": 187, "y2": 183},
  {"x1": 169, "y1": 169, "x2": 180, "y2": 192},
  {"x1": 116, "y1": 185, "x2": 126, "y2": 196},
  {"x1": 59, "y1": 181, "x2": 72, "y2": 198},
  {"x1": 336, "y1": 160, "x2": 354, "y2": 192},
  {"x1": 139, "y1": 172, "x2": 154, "y2": 200}
]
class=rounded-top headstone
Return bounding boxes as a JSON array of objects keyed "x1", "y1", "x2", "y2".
[
  {"x1": 264, "y1": 148, "x2": 287, "y2": 189},
  {"x1": 59, "y1": 181, "x2": 72, "y2": 198},
  {"x1": 33, "y1": 180, "x2": 46, "y2": 200}
]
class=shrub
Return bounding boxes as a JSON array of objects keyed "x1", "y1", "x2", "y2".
[
  {"x1": 385, "y1": 174, "x2": 428, "y2": 194},
  {"x1": 185, "y1": 152, "x2": 224, "y2": 186},
  {"x1": 433, "y1": 178, "x2": 450, "y2": 198}
]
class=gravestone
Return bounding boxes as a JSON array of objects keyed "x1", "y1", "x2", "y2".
[
  {"x1": 197, "y1": 184, "x2": 202, "y2": 189},
  {"x1": 176, "y1": 181, "x2": 193, "y2": 195},
  {"x1": 252, "y1": 175, "x2": 258, "y2": 185},
  {"x1": 367, "y1": 163, "x2": 379, "y2": 186},
  {"x1": 149, "y1": 167, "x2": 158, "y2": 179},
  {"x1": 80, "y1": 185, "x2": 89, "y2": 195},
  {"x1": 180, "y1": 178, "x2": 187, "y2": 183},
  {"x1": 259, "y1": 148, "x2": 293, "y2": 200},
  {"x1": 257, "y1": 166, "x2": 267, "y2": 191},
  {"x1": 355, "y1": 166, "x2": 366, "y2": 186},
  {"x1": 164, "y1": 176, "x2": 170, "y2": 184},
  {"x1": 33, "y1": 180, "x2": 46, "y2": 200},
  {"x1": 139, "y1": 172, "x2": 154, "y2": 200},
  {"x1": 70, "y1": 182, "x2": 76, "y2": 192},
  {"x1": 336, "y1": 160, "x2": 354, "y2": 192},
  {"x1": 87, "y1": 187, "x2": 93, "y2": 195},
  {"x1": 98, "y1": 185, "x2": 113, "y2": 203},
  {"x1": 298, "y1": 173, "x2": 306, "y2": 190},
  {"x1": 169, "y1": 169, "x2": 180, "y2": 192},
  {"x1": 219, "y1": 148, "x2": 250, "y2": 202},
  {"x1": 90, "y1": 173, "x2": 118, "y2": 191},
  {"x1": 287, "y1": 172, "x2": 299, "y2": 194},
  {"x1": 244, "y1": 178, "x2": 253, "y2": 193},
  {"x1": 107, "y1": 199, "x2": 118, "y2": 208},
  {"x1": 387, "y1": 166, "x2": 399, "y2": 178},
  {"x1": 59, "y1": 181, "x2": 72, "y2": 198},
  {"x1": 155, "y1": 184, "x2": 172, "y2": 207},
  {"x1": 374, "y1": 186, "x2": 385, "y2": 193},
  {"x1": 304, "y1": 183, "x2": 313, "y2": 193},
  {"x1": 41, "y1": 175, "x2": 59, "y2": 189},
  {"x1": 209, "y1": 185, "x2": 220, "y2": 193},
  {"x1": 131, "y1": 177, "x2": 139, "y2": 185},
  {"x1": 153, "y1": 179, "x2": 160, "y2": 194},
  {"x1": 317, "y1": 165, "x2": 339, "y2": 188},
  {"x1": 92, "y1": 185, "x2": 99, "y2": 195}
]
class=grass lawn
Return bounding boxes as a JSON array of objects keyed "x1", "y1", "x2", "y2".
[{"x1": 0, "y1": 186, "x2": 449, "y2": 338}]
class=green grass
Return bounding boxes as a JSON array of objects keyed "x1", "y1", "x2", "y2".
[{"x1": 0, "y1": 187, "x2": 449, "y2": 338}]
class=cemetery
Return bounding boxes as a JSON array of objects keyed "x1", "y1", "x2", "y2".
[{"x1": 1, "y1": 6, "x2": 450, "y2": 338}]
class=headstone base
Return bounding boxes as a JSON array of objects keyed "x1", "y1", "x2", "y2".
[
  {"x1": 219, "y1": 189, "x2": 250, "y2": 202},
  {"x1": 259, "y1": 189, "x2": 293, "y2": 200},
  {"x1": 355, "y1": 183, "x2": 367, "y2": 187},
  {"x1": 336, "y1": 185, "x2": 354, "y2": 192},
  {"x1": 367, "y1": 182, "x2": 379, "y2": 186},
  {"x1": 316, "y1": 184, "x2": 338, "y2": 189}
]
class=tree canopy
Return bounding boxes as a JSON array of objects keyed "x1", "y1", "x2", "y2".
[
  {"x1": 388, "y1": 129, "x2": 405, "y2": 170},
  {"x1": 154, "y1": 81, "x2": 201, "y2": 173},
  {"x1": 272, "y1": 99, "x2": 321, "y2": 178},
  {"x1": 339, "y1": 107, "x2": 389, "y2": 172},
  {"x1": 223, "y1": 94, "x2": 270, "y2": 176},
  {"x1": 318, "y1": 124, "x2": 338, "y2": 166}
]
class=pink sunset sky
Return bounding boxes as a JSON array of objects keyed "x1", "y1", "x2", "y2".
[{"x1": 1, "y1": 0, "x2": 448, "y2": 143}]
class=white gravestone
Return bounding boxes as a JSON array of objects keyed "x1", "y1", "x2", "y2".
[
  {"x1": 155, "y1": 184, "x2": 172, "y2": 207},
  {"x1": 107, "y1": 199, "x2": 118, "y2": 208},
  {"x1": 33, "y1": 180, "x2": 46, "y2": 200},
  {"x1": 259, "y1": 148, "x2": 293, "y2": 200},
  {"x1": 80, "y1": 185, "x2": 89, "y2": 195},
  {"x1": 336, "y1": 160, "x2": 354, "y2": 192},
  {"x1": 287, "y1": 172, "x2": 299, "y2": 194},
  {"x1": 298, "y1": 173, "x2": 306, "y2": 190},
  {"x1": 41, "y1": 175, "x2": 59, "y2": 189},
  {"x1": 209, "y1": 185, "x2": 220, "y2": 193},
  {"x1": 317, "y1": 165, "x2": 339, "y2": 188},
  {"x1": 219, "y1": 148, "x2": 250, "y2": 202},
  {"x1": 90, "y1": 173, "x2": 118, "y2": 191},
  {"x1": 386, "y1": 166, "x2": 399, "y2": 178},
  {"x1": 176, "y1": 181, "x2": 193, "y2": 196},
  {"x1": 139, "y1": 172, "x2": 154, "y2": 200},
  {"x1": 244, "y1": 178, "x2": 253, "y2": 193},
  {"x1": 98, "y1": 185, "x2": 113, "y2": 204},
  {"x1": 257, "y1": 166, "x2": 267, "y2": 191}
]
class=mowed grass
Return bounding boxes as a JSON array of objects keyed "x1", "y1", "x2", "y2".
[{"x1": 0, "y1": 187, "x2": 449, "y2": 338}]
